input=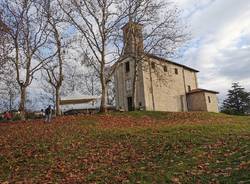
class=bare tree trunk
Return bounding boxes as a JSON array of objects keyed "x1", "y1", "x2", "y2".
[
  {"x1": 55, "y1": 87, "x2": 60, "y2": 116},
  {"x1": 100, "y1": 77, "x2": 107, "y2": 112},
  {"x1": 19, "y1": 86, "x2": 26, "y2": 118}
]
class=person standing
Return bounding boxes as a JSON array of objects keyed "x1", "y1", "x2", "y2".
[
  {"x1": 45, "y1": 105, "x2": 52, "y2": 123},
  {"x1": 41, "y1": 109, "x2": 44, "y2": 119}
]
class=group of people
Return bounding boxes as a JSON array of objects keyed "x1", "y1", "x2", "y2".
[{"x1": 1, "y1": 105, "x2": 53, "y2": 122}]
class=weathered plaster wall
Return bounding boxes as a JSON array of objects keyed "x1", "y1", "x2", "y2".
[
  {"x1": 187, "y1": 92, "x2": 207, "y2": 111},
  {"x1": 114, "y1": 57, "x2": 145, "y2": 111},
  {"x1": 142, "y1": 57, "x2": 197, "y2": 112},
  {"x1": 204, "y1": 92, "x2": 219, "y2": 112}
]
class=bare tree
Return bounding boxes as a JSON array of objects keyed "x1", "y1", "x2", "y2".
[
  {"x1": 42, "y1": 64, "x2": 63, "y2": 115},
  {"x1": 41, "y1": 0, "x2": 68, "y2": 116},
  {"x1": 58, "y1": 61, "x2": 85, "y2": 97},
  {"x1": 39, "y1": 73, "x2": 56, "y2": 108},
  {"x1": 0, "y1": 0, "x2": 53, "y2": 116},
  {"x1": 0, "y1": 18, "x2": 12, "y2": 76},
  {"x1": 0, "y1": 18, "x2": 17, "y2": 112},
  {"x1": 0, "y1": 63, "x2": 19, "y2": 111},
  {"x1": 58, "y1": 0, "x2": 133, "y2": 112},
  {"x1": 80, "y1": 68, "x2": 101, "y2": 107},
  {"x1": 83, "y1": 68, "x2": 101, "y2": 96}
]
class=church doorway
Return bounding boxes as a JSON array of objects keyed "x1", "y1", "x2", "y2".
[{"x1": 127, "y1": 97, "x2": 133, "y2": 111}]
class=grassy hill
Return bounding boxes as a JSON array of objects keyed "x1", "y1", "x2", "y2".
[{"x1": 0, "y1": 112, "x2": 250, "y2": 183}]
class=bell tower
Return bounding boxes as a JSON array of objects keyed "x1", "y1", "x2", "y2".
[{"x1": 122, "y1": 22, "x2": 144, "y2": 56}]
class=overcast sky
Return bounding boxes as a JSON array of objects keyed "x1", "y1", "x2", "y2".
[{"x1": 173, "y1": 0, "x2": 250, "y2": 103}]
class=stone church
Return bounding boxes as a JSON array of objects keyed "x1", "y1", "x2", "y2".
[{"x1": 114, "y1": 22, "x2": 219, "y2": 112}]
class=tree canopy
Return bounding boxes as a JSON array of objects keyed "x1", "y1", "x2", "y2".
[{"x1": 222, "y1": 82, "x2": 250, "y2": 115}]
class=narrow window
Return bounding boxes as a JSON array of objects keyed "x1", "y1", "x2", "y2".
[
  {"x1": 175, "y1": 68, "x2": 178, "y2": 75},
  {"x1": 208, "y1": 96, "x2": 211, "y2": 103},
  {"x1": 188, "y1": 85, "x2": 191, "y2": 92},
  {"x1": 125, "y1": 62, "x2": 130, "y2": 73},
  {"x1": 151, "y1": 62, "x2": 155, "y2": 69},
  {"x1": 163, "y1": 66, "x2": 167, "y2": 72}
]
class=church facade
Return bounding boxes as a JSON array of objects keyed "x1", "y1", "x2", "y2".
[{"x1": 114, "y1": 22, "x2": 219, "y2": 112}]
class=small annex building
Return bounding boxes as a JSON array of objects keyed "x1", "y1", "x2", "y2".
[{"x1": 114, "y1": 22, "x2": 219, "y2": 112}]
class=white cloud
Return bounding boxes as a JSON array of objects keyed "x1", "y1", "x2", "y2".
[{"x1": 173, "y1": 0, "x2": 250, "y2": 100}]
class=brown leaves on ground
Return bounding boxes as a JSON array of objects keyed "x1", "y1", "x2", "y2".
[
  {"x1": 0, "y1": 112, "x2": 236, "y2": 129},
  {"x1": 0, "y1": 112, "x2": 249, "y2": 183},
  {"x1": 95, "y1": 112, "x2": 236, "y2": 129}
]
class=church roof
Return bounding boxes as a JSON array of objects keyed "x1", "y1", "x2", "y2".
[
  {"x1": 187, "y1": 88, "x2": 219, "y2": 94},
  {"x1": 146, "y1": 54, "x2": 199, "y2": 73}
]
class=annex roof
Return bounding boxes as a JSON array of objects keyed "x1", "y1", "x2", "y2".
[{"x1": 187, "y1": 88, "x2": 219, "y2": 94}]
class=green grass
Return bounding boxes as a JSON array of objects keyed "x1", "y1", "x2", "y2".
[{"x1": 0, "y1": 112, "x2": 250, "y2": 183}]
